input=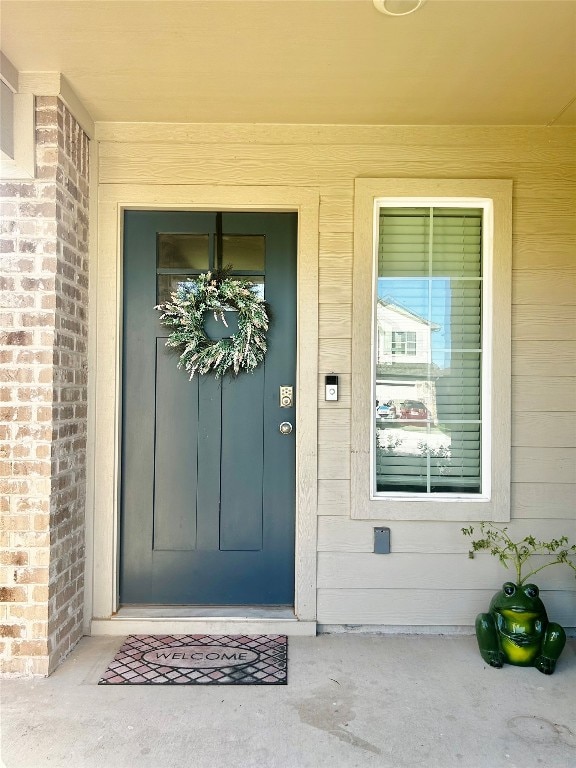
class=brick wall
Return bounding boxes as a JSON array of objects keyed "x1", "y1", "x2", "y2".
[{"x1": 0, "y1": 97, "x2": 89, "y2": 676}]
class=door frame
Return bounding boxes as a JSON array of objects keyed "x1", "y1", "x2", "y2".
[{"x1": 87, "y1": 185, "x2": 319, "y2": 635}]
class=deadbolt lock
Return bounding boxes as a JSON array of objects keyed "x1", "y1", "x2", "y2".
[{"x1": 279, "y1": 385, "x2": 293, "y2": 408}]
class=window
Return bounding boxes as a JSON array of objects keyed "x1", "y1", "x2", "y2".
[
  {"x1": 0, "y1": 55, "x2": 35, "y2": 179},
  {"x1": 351, "y1": 179, "x2": 512, "y2": 521},
  {"x1": 377, "y1": 205, "x2": 483, "y2": 495},
  {"x1": 391, "y1": 331, "x2": 417, "y2": 356}
]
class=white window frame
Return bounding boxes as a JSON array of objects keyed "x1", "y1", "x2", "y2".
[
  {"x1": 0, "y1": 53, "x2": 35, "y2": 179},
  {"x1": 351, "y1": 179, "x2": 512, "y2": 522},
  {"x1": 391, "y1": 331, "x2": 417, "y2": 356}
]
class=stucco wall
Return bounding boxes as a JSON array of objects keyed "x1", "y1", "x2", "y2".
[
  {"x1": 0, "y1": 97, "x2": 89, "y2": 675},
  {"x1": 94, "y1": 123, "x2": 576, "y2": 629}
]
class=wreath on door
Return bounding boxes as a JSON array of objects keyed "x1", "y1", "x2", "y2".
[{"x1": 155, "y1": 269, "x2": 269, "y2": 378}]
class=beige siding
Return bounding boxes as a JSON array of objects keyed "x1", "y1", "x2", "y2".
[
  {"x1": 97, "y1": 124, "x2": 576, "y2": 628},
  {"x1": 317, "y1": 552, "x2": 571, "y2": 591},
  {"x1": 317, "y1": 518, "x2": 574, "y2": 553},
  {"x1": 317, "y1": 589, "x2": 575, "y2": 628}
]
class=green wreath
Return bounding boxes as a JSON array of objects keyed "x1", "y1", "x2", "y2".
[{"x1": 155, "y1": 270, "x2": 269, "y2": 378}]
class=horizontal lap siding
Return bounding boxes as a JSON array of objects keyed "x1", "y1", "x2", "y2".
[
  {"x1": 96, "y1": 125, "x2": 575, "y2": 147},
  {"x1": 317, "y1": 518, "x2": 575, "y2": 553},
  {"x1": 99, "y1": 125, "x2": 576, "y2": 627},
  {"x1": 317, "y1": 589, "x2": 575, "y2": 628},
  {"x1": 513, "y1": 305, "x2": 576, "y2": 340},
  {"x1": 317, "y1": 552, "x2": 571, "y2": 590}
]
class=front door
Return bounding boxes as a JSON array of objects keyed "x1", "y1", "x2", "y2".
[{"x1": 120, "y1": 211, "x2": 297, "y2": 605}]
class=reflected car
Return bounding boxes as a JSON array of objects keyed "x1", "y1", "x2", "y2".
[
  {"x1": 398, "y1": 400, "x2": 429, "y2": 421},
  {"x1": 376, "y1": 401, "x2": 397, "y2": 420}
]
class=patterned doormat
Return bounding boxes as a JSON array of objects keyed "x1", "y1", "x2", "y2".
[{"x1": 98, "y1": 634, "x2": 288, "y2": 685}]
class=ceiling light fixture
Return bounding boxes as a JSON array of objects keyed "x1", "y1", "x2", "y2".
[{"x1": 373, "y1": 0, "x2": 427, "y2": 16}]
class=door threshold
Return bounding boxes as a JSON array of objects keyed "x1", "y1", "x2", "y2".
[
  {"x1": 90, "y1": 606, "x2": 316, "y2": 636},
  {"x1": 115, "y1": 604, "x2": 296, "y2": 620}
]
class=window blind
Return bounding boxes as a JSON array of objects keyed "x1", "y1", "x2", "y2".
[{"x1": 375, "y1": 207, "x2": 483, "y2": 494}]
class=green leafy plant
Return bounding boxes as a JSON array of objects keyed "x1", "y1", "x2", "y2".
[{"x1": 462, "y1": 522, "x2": 576, "y2": 585}]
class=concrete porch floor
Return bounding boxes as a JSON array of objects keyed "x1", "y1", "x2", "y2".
[{"x1": 1, "y1": 633, "x2": 575, "y2": 768}]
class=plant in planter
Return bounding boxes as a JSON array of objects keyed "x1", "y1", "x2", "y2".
[{"x1": 462, "y1": 522, "x2": 576, "y2": 674}]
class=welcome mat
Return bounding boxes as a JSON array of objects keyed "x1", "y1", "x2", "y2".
[{"x1": 98, "y1": 634, "x2": 288, "y2": 685}]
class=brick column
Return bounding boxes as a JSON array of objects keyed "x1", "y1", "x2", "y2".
[{"x1": 0, "y1": 96, "x2": 89, "y2": 676}]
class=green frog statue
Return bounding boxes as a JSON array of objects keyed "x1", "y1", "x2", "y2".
[{"x1": 476, "y1": 582, "x2": 566, "y2": 675}]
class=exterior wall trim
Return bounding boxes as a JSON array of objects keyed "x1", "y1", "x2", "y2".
[
  {"x1": 18, "y1": 72, "x2": 95, "y2": 138},
  {"x1": 87, "y1": 183, "x2": 319, "y2": 631}
]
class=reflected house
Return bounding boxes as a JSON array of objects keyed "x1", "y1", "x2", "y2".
[
  {"x1": 375, "y1": 298, "x2": 439, "y2": 420},
  {"x1": 375, "y1": 292, "x2": 483, "y2": 494}
]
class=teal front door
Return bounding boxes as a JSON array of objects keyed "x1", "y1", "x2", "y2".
[{"x1": 120, "y1": 211, "x2": 297, "y2": 605}]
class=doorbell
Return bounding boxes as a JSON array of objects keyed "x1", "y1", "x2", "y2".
[{"x1": 325, "y1": 375, "x2": 339, "y2": 401}]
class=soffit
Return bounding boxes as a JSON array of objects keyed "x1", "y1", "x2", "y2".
[{"x1": 1, "y1": 0, "x2": 575, "y2": 125}]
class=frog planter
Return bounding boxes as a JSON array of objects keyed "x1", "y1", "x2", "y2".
[{"x1": 476, "y1": 582, "x2": 566, "y2": 674}]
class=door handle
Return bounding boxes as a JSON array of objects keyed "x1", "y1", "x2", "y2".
[{"x1": 279, "y1": 421, "x2": 293, "y2": 435}]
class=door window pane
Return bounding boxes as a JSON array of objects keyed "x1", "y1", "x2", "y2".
[
  {"x1": 157, "y1": 234, "x2": 209, "y2": 269},
  {"x1": 222, "y1": 235, "x2": 265, "y2": 271},
  {"x1": 157, "y1": 276, "x2": 264, "y2": 305},
  {"x1": 157, "y1": 274, "x2": 198, "y2": 305}
]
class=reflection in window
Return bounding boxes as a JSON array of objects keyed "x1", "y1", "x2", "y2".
[
  {"x1": 157, "y1": 234, "x2": 209, "y2": 270},
  {"x1": 374, "y1": 206, "x2": 483, "y2": 496},
  {"x1": 157, "y1": 274, "x2": 265, "y2": 305},
  {"x1": 391, "y1": 331, "x2": 417, "y2": 356},
  {"x1": 156, "y1": 273, "x2": 194, "y2": 305},
  {"x1": 156, "y1": 232, "x2": 266, "y2": 304},
  {"x1": 222, "y1": 235, "x2": 265, "y2": 272}
]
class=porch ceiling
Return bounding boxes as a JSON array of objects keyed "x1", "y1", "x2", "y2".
[{"x1": 1, "y1": 0, "x2": 575, "y2": 126}]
